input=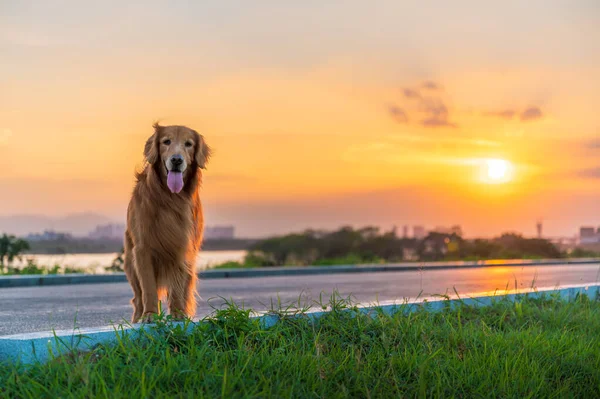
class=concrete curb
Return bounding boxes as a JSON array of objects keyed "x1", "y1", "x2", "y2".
[
  {"x1": 1, "y1": 258, "x2": 599, "y2": 289},
  {"x1": 1, "y1": 283, "x2": 599, "y2": 365}
]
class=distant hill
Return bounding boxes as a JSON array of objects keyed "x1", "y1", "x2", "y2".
[{"x1": 0, "y1": 212, "x2": 114, "y2": 237}]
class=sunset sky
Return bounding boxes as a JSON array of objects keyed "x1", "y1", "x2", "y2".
[{"x1": 1, "y1": 1, "x2": 599, "y2": 238}]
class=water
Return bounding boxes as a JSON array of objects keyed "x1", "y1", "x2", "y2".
[{"x1": 12, "y1": 250, "x2": 247, "y2": 274}]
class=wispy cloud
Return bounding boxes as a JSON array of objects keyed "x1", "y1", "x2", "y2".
[
  {"x1": 387, "y1": 105, "x2": 408, "y2": 123},
  {"x1": 402, "y1": 88, "x2": 421, "y2": 99},
  {"x1": 520, "y1": 106, "x2": 543, "y2": 122},
  {"x1": 421, "y1": 81, "x2": 441, "y2": 90},
  {"x1": 483, "y1": 109, "x2": 517, "y2": 120},
  {"x1": 483, "y1": 106, "x2": 544, "y2": 122},
  {"x1": 393, "y1": 82, "x2": 546, "y2": 129},
  {"x1": 584, "y1": 138, "x2": 600, "y2": 149},
  {"x1": 419, "y1": 97, "x2": 457, "y2": 128},
  {"x1": 341, "y1": 132, "x2": 502, "y2": 167},
  {"x1": 386, "y1": 134, "x2": 500, "y2": 147},
  {"x1": 393, "y1": 83, "x2": 457, "y2": 128},
  {"x1": 421, "y1": 118, "x2": 457, "y2": 128},
  {"x1": 578, "y1": 167, "x2": 600, "y2": 179}
]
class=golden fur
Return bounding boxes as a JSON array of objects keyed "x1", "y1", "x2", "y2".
[{"x1": 124, "y1": 123, "x2": 211, "y2": 323}]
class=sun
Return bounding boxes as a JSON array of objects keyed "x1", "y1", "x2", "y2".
[
  {"x1": 487, "y1": 159, "x2": 508, "y2": 180},
  {"x1": 482, "y1": 158, "x2": 512, "y2": 183}
]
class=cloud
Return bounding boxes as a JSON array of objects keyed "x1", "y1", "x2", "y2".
[
  {"x1": 403, "y1": 88, "x2": 421, "y2": 99},
  {"x1": 420, "y1": 98, "x2": 448, "y2": 118},
  {"x1": 578, "y1": 167, "x2": 600, "y2": 179},
  {"x1": 419, "y1": 97, "x2": 457, "y2": 128},
  {"x1": 392, "y1": 84, "x2": 457, "y2": 128},
  {"x1": 387, "y1": 105, "x2": 409, "y2": 123},
  {"x1": 421, "y1": 81, "x2": 441, "y2": 90},
  {"x1": 385, "y1": 134, "x2": 500, "y2": 147},
  {"x1": 421, "y1": 118, "x2": 458, "y2": 128},
  {"x1": 483, "y1": 110, "x2": 517, "y2": 120},
  {"x1": 519, "y1": 106, "x2": 543, "y2": 121},
  {"x1": 585, "y1": 138, "x2": 600, "y2": 149},
  {"x1": 482, "y1": 106, "x2": 543, "y2": 122}
]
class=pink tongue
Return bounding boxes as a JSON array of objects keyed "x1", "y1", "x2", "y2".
[{"x1": 167, "y1": 171, "x2": 184, "y2": 193}]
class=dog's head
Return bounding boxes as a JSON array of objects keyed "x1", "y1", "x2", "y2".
[{"x1": 144, "y1": 123, "x2": 211, "y2": 193}]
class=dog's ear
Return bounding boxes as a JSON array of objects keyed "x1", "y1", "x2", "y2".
[
  {"x1": 144, "y1": 123, "x2": 160, "y2": 164},
  {"x1": 194, "y1": 132, "x2": 212, "y2": 169}
]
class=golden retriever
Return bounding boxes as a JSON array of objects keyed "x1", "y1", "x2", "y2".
[{"x1": 124, "y1": 123, "x2": 211, "y2": 323}]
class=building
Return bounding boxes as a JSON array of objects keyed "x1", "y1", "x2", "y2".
[
  {"x1": 88, "y1": 224, "x2": 126, "y2": 240},
  {"x1": 450, "y1": 225, "x2": 463, "y2": 237},
  {"x1": 549, "y1": 236, "x2": 578, "y2": 252},
  {"x1": 420, "y1": 234, "x2": 461, "y2": 260},
  {"x1": 432, "y1": 225, "x2": 463, "y2": 237},
  {"x1": 204, "y1": 225, "x2": 235, "y2": 240},
  {"x1": 413, "y1": 225, "x2": 426, "y2": 240},
  {"x1": 579, "y1": 226, "x2": 600, "y2": 245},
  {"x1": 402, "y1": 247, "x2": 418, "y2": 261},
  {"x1": 25, "y1": 230, "x2": 73, "y2": 242},
  {"x1": 402, "y1": 225, "x2": 409, "y2": 238}
]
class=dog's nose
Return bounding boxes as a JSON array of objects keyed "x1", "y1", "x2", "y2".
[{"x1": 171, "y1": 155, "x2": 183, "y2": 167}]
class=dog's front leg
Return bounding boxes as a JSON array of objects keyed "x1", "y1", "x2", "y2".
[
  {"x1": 167, "y1": 268, "x2": 197, "y2": 320},
  {"x1": 134, "y1": 247, "x2": 159, "y2": 322}
]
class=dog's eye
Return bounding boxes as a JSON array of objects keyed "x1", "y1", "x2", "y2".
[
  {"x1": 163, "y1": 139, "x2": 171, "y2": 145},
  {"x1": 185, "y1": 142, "x2": 193, "y2": 148}
]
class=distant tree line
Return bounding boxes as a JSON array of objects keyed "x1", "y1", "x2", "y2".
[
  {"x1": 242, "y1": 226, "x2": 588, "y2": 267},
  {"x1": 3, "y1": 227, "x2": 599, "y2": 273},
  {"x1": 416, "y1": 232, "x2": 562, "y2": 261},
  {"x1": 247, "y1": 227, "x2": 412, "y2": 266}
]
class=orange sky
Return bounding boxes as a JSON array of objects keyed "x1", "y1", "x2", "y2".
[{"x1": 1, "y1": 1, "x2": 599, "y2": 237}]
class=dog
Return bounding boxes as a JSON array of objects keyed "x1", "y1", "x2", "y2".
[{"x1": 124, "y1": 123, "x2": 211, "y2": 323}]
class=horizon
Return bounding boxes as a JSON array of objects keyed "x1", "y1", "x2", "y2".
[
  {"x1": 1, "y1": 1, "x2": 599, "y2": 238},
  {"x1": 0, "y1": 210, "x2": 595, "y2": 240}
]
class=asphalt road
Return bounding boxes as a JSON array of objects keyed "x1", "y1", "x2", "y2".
[{"x1": 1, "y1": 263, "x2": 599, "y2": 336}]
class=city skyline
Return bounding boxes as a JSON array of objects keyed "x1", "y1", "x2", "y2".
[{"x1": 4, "y1": 212, "x2": 597, "y2": 242}]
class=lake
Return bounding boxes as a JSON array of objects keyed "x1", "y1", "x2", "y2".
[{"x1": 13, "y1": 250, "x2": 247, "y2": 274}]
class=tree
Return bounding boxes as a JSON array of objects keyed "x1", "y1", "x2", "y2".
[
  {"x1": 493, "y1": 233, "x2": 562, "y2": 259},
  {"x1": 105, "y1": 247, "x2": 125, "y2": 272},
  {"x1": 463, "y1": 239, "x2": 503, "y2": 259},
  {"x1": 0, "y1": 234, "x2": 30, "y2": 269}
]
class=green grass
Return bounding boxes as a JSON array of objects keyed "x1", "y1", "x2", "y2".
[
  {"x1": 212, "y1": 254, "x2": 383, "y2": 269},
  {"x1": 1, "y1": 292, "x2": 599, "y2": 398},
  {"x1": 212, "y1": 254, "x2": 387, "y2": 269},
  {"x1": 211, "y1": 261, "x2": 253, "y2": 269},
  {"x1": 0, "y1": 261, "x2": 86, "y2": 276},
  {"x1": 311, "y1": 253, "x2": 385, "y2": 266}
]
